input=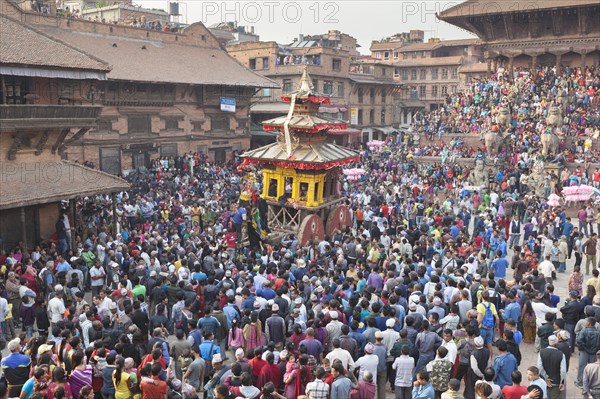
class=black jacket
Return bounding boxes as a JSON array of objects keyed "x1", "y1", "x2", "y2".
[{"x1": 559, "y1": 300, "x2": 582, "y2": 324}]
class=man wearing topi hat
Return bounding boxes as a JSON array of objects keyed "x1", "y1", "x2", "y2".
[
  {"x1": 538, "y1": 335, "x2": 566, "y2": 399},
  {"x1": 465, "y1": 337, "x2": 490, "y2": 399}
]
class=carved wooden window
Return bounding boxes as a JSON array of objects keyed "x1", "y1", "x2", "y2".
[
  {"x1": 211, "y1": 116, "x2": 230, "y2": 131},
  {"x1": 128, "y1": 115, "x2": 151, "y2": 133}
]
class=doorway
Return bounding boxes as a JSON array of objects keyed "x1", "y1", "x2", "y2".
[
  {"x1": 132, "y1": 152, "x2": 149, "y2": 170},
  {"x1": 211, "y1": 147, "x2": 232, "y2": 163}
]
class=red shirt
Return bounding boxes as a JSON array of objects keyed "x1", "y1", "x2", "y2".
[
  {"x1": 141, "y1": 377, "x2": 168, "y2": 399},
  {"x1": 502, "y1": 384, "x2": 528, "y2": 399},
  {"x1": 224, "y1": 232, "x2": 237, "y2": 249},
  {"x1": 248, "y1": 357, "x2": 267, "y2": 382}
]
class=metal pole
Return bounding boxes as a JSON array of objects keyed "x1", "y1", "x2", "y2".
[
  {"x1": 20, "y1": 207, "x2": 27, "y2": 251},
  {"x1": 111, "y1": 192, "x2": 118, "y2": 236},
  {"x1": 69, "y1": 199, "x2": 77, "y2": 251}
]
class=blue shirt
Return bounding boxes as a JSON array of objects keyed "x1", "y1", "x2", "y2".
[
  {"x1": 563, "y1": 222, "x2": 573, "y2": 237},
  {"x1": 197, "y1": 316, "x2": 221, "y2": 335},
  {"x1": 242, "y1": 296, "x2": 257, "y2": 311},
  {"x1": 232, "y1": 208, "x2": 246, "y2": 225},
  {"x1": 56, "y1": 261, "x2": 71, "y2": 274},
  {"x1": 256, "y1": 288, "x2": 276, "y2": 300},
  {"x1": 199, "y1": 340, "x2": 221, "y2": 362},
  {"x1": 503, "y1": 302, "x2": 522, "y2": 323},
  {"x1": 491, "y1": 258, "x2": 509, "y2": 278},
  {"x1": 513, "y1": 330, "x2": 523, "y2": 345},
  {"x1": 412, "y1": 382, "x2": 435, "y2": 399},
  {"x1": 450, "y1": 225, "x2": 460, "y2": 239},
  {"x1": 22, "y1": 377, "x2": 34, "y2": 399},
  {"x1": 497, "y1": 240, "x2": 507, "y2": 258},
  {"x1": 493, "y1": 352, "x2": 518, "y2": 389},
  {"x1": 223, "y1": 304, "x2": 240, "y2": 328}
]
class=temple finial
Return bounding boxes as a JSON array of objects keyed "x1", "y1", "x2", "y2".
[{"x1": 296, "y1": 66, "x2": 314, "y2": 98}]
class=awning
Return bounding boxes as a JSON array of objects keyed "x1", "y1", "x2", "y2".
[
  {"x1": 251, "y1": 102, "x2": 289, "y2": 113},
  {"x1": 0, "y1": 160, "x2": 129, "y2": 210},
  {"x1": 0, "y1": 66, "x2": 107, "y2": 80},
  {"x1": 318, "y1": 106, "x2": 348, "y2": 113},
  {"x1": 328, "y1": 128, "x2": 361, "y2": 136},
  {"x1": 374, "y1": 126, "x2": 398, "y2": 135},
  {"x1": 251, "y1": 130, "x2": 278, "y2": 137}
]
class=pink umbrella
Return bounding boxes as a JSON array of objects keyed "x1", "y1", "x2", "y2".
[{"x1": 547, "y1": 193, "x2": 561, "y2": 207}]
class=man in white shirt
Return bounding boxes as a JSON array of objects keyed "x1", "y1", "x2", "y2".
[
  {"x1": 48, "y1": 286, "x2": 66, "y2": 330},
  {"x1": 531, "y1": 293, "x2": 559, "y2": 330},
  {"x1": 441, "y1": 329, "x2": 458, "y2": 364},
  {"x1": 89, "y1": 262, "x2": 106, "y2": 296},
  {"x1": 325, "y1": 338, "x2": 355, "y2": 372},
  {"x1": 538, "y1": 255, "x2": 556, "y2": 285}
]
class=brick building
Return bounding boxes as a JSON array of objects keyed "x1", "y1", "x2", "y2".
[
  {"x1": 348, "y1": 59, "x2": 403, "y2": 142},
  {"x1": 370, "y1": 32, "x2": 484, "y2": 117},
  {"x1": 227, "y1": 30, "x2": 402, "y2": 146},
  {"x1": 1, "y1": 0, "x2": 274, "y2": 174},
  {"x1": 0, "y1": 15, "x2": 128, "y2": 249},
  {"x1": 438, "y1": 0, "x2": 600, "y2": 72}
]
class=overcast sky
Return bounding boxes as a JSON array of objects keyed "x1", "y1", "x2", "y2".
[{"x1": 137, "y1": 0, "x2": 475, "y2": 53}]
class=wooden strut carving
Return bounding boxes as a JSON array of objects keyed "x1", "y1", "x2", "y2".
[
  {"x1": 7, "y1": 132, "x2": 22, "y2": 161},
  {"x1": 52, "y1": 128, "x2": 70, "y2": 154},
  {"x1": 63, "y1": 128, "x2": 89, "y2": 146},
  {"x1": 35, "y1": 130, "x2": 49, "y2": 156}
]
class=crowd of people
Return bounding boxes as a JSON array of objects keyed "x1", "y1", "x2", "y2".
[{"x1": 2, "y1": 64, "x2": 600, "y2": 399}]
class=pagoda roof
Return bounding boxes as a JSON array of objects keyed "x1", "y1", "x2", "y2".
[
  {"x1": 439, "y1": 0, "x2": 599, "y2": 19},
  {"x1": 262, "y1": 113, "x2": 348, "y2": 133},
  {"x1": 241, "y1": 141, "x2": 359, "y2": 170}
]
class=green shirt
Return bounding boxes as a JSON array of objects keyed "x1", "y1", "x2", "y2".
[{"x1": 132, "y1": 284, "x2": 146, "y2": 299}]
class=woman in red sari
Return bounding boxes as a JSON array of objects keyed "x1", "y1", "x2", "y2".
[{"x1": 283, "y1": 354, "x2": 311, "y2": 398}]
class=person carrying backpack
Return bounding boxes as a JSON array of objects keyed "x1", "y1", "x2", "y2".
[{"x1": 477, "y1": 290, "x2": 499, "y2": 355}]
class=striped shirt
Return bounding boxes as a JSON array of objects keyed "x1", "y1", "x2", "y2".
[
  {"x1": 392, "y1": 355, "x2": 414, "y2": 387},
  {"x1": 70, "y1": 365, "x2": 93, "y2": 399},
  {"x1": 305, "y1": 378, "x2": 329, "y2": 399}
]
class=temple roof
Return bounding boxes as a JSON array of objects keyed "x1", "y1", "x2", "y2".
[
  {"x1": 241, "y1": 141, "x2": 359, "y2": 169},
  {"x1": 262, "y1": 113, "x2": 347, "y2": 132},
  {"x1": 0, "y1": 161, "x2": 129, "y2": 210},
  {"x1": 439, "y1": 0, "x2": 599, "y2": 19}
]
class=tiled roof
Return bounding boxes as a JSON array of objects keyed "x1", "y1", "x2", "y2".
[
  {"x1": 398, "y1": 38, "x2": 480, "y2": 52},
  {"x1": 439, "y1": 0, "x2": 599, "y2": 19},
  {"x1": 34, "y1": 25, "x2": 276, "y2": 87},
  {"x1": 393, "y1": 56, "x2": 464, "y2": 67},
  {"x1": 0, "y1": 161, "x2": 129, "y2": 210},
  {"x1": 0, "y1": 16, "x2": 110, "y2": 72},
  {"x1": 459, "y1": 63, "x2": 489, "y2": 73},
  {"x1": 242, "y1": 141, "x2": 359, "y2": 164},
  {"x1": 371, "y1": 38, "x2": 478, "y2": 53},
  {"x1": 349, "y1": 74, "x2": 403, "y2": 85}
]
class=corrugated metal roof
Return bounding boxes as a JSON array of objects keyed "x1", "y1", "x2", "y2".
[{"x1": 242, "y1": 141, "x2": 359, "y2": 164}]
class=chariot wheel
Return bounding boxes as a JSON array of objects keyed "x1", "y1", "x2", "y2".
[
  {"x1": 298, "y1": 214, "x2": 325, "y2": 247},
  {"x1": 325, "y1": 205, "x2": 352, "y2": 237}
]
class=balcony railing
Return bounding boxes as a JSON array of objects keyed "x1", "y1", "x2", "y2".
[{"x1": 0, "y1": 105, "x2": 102, "y2": 130}]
